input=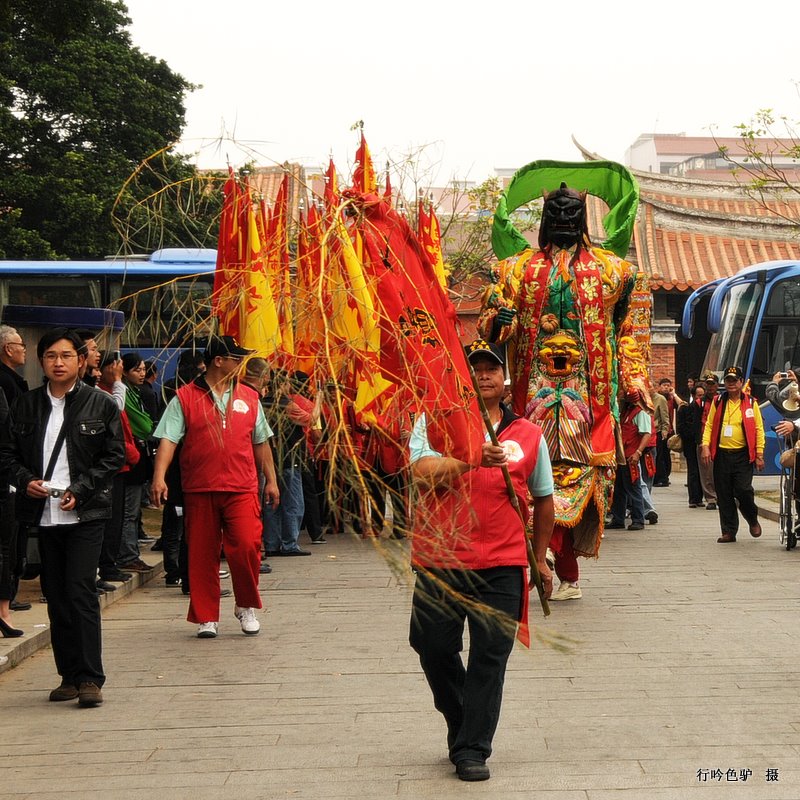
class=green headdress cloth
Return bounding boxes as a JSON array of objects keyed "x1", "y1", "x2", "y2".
[{"x1": 491, "y1": 159, "x2": 639, "y2": 260}]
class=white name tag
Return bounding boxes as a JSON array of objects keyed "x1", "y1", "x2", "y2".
[{"x1": 723, "y1": 425, "x2": 734, "y2": 437}]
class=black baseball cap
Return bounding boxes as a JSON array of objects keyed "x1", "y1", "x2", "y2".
[
  {"x1": 204, "y1": 335, "x2": 254, "y2": 360},
  {"x1": 465, "y1": 339, "x2": 505, "y2": 366},
  {"x1": 702, "y1": 370, "x2": 719, "y2": 383},
  {"x1": 723, "y1": 365, "x2": 744, "y2": 381}
]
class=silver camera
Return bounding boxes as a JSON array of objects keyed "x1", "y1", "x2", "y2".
[{"x1": 42, "y1": 481, "x2": 68, "y2": 498}]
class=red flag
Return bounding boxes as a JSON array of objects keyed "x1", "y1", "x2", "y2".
[{"x1": 349, "y1": 193, "x2": 484, "y2": 466}]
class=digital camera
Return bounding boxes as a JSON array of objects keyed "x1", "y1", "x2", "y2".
[{"x1": 41, "y1": 481, "x2": 68, "y2": 498}]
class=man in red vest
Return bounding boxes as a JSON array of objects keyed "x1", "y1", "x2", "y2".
[
  {"x1": 150, "y1": 336, "x2": 279, "y2": 638},
  {"x1": 700, "y1": 365, "x2": 765, "y2": 543},
  {"x1": 408, "y1": 340, "x2": 554, "y2": 782}
]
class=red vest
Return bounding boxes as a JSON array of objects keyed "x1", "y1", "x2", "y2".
[
  {"x1": 177, "y1": 380, "x2": 260, "y2": 493},
  {"x1": 412, "y1": 416, "x2": 543, "y2": 570},
  {"x1": 708, "y1": 392, "x2": 757, "y2": 463},
  {"x1": 621, "y1": 406, "x2": 647, "y2": 457}
]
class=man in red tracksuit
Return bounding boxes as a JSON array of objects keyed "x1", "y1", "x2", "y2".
[
  {"x1": 408, "y1": 340, "x2": 554, "y2": 782},
  {"x1": 150, "y1": 336, "x2": 279, "y2": 638}
]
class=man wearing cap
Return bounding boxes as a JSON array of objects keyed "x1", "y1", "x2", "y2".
[
  {"x1": 150, "y1": 336, "x2": 280, "y2": 638},
  {"x1": 700, "y1": 366, "x2": 765, "y2": 543},
  {"x1": 409, "y1": 339, "x2": 554, "y2": 782}
]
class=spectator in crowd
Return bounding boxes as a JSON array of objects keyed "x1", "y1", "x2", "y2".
[
  {"x1": 1, "y1": 328, "x2": 124, "y2": 706},
  {"x1": 0, "y1": 389, "x2": 23, "y2": 638},
  {"x1": 408, "y1": 340, "x2": 554, "y2": 781},
  {"x1": 654, "y1": 378, "x2": 684, "y2": 486},
  {"x1": 150, "y1": 336, "x2": 279, "y2": 638},
  {"x1": 95, "y1": 351, "x2": 139, "y2": 589},
  {"x1": 606, "y1": 389, "x2": 650, "y2": 531},
  {"x1": 162, "y1": 350, "x2": 205, "y2": 406},
  {"x1": 140, "y1": 360, "x2": 162, "y2": 422},
  {"x1": 262, "y1": 369, "x2": 309, "y2": 556},
  {"x1": 700, "y1": 365, "x2": 765, "y2": 543},
  {"x1": 74, "y1": 330, "x2": 100, "y2": 388},
  {"x1": 289, "y1": 372, "x2": 325, "y2": 545},
  {"x1": 677, "y1": 385, "x2": 703, "y2": 508},
  {"x1": 697, "y1": 372, "x2": 719, "y2": 510},
  {"x1": 0, "y1": 325, "x2": 30, "y2": 615},
  {"x1": 117, "y1": 353, "x2": 153, "y2": 573}
]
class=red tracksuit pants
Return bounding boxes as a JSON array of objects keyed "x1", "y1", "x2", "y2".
[{"x1": 184, "y1": 491, "x2": 263, "y2": 624}]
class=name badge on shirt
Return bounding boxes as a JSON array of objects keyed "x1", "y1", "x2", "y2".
[{"x1": 723, "y1": 425, "x2": 734, "y2": 437}]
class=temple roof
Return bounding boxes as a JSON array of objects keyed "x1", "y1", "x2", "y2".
[{"x1": 576, "y1": 139, "x2": 800, "y2": 291}]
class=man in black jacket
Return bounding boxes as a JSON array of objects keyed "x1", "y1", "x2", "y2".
[{"x1": 1, "y1": 328, "x2": 124, "y2": 707}]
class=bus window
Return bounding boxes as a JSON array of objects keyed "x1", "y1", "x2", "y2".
[
  {"x1": 703, "y1": 282, "x2": 763, "y2": 385},
  {"x1": 750, "y1": 277, "x2": 800, "y2": 400},
  {"x1": 110, "y1": 275, "x2": 213, "y2": 350},
  {"x1": 7, "y1": 277, "x2": 101, "y2": 309}
]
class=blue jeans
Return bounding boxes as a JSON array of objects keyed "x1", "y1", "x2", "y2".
[{"x1": 263, "y1": 466, "x2": 305, "y2": 553}]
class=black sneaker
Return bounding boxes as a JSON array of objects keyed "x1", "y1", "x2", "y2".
[
  {"x1": 645, "y1": 511, "x2": 658, "y2": 525},
  {"x1": 706, "y1": 502, "x2": 717, "y2": 510},
  {"x1": 165, "y1": 577, "x2": 182, "y2": 587}
]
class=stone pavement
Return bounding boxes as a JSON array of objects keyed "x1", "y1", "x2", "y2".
[{"x1": 2, "y1": 481, "x2": 800, "y2": 800}]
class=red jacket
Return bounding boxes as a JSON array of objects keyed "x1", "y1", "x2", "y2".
[
  {"x1": 176, "y1": 379, "x2": 261, "y2": 493},
  {"x1": 412, "y1": 412, "x2": 543, "y2": 570}
]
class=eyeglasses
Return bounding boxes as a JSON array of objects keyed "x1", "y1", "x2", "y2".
[
  {"x1": 43, "y1": 352, "x2": 78, "y2": 363},
  {"x1": 221, "y1": 356, "x2": 243, "y2": 363},
  {"x1": 7, "y1": 341, "x2": 25, "y2": 349}
]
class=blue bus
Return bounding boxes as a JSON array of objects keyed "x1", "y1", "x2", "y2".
[
  {"x1": 0, "y1": 248, "x2": 217, "y2": 381},
  {"x1": 682, "y1": 259, "x2": 800, "y2": 475}
]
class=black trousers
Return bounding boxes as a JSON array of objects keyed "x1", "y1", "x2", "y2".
[
  {"x1": 655, "y1": 437, "x2": 672, "y2": 484},
  {"x1": 366, "y1": 464, "x2": 408, "y2": 537},
  {"x1": 0, "y1": 494, "x2": 17, "y2": 600},
  {"x1": 684, "y1": 445, "x2": 703, "y2": 505},
  {"x1": 300, "y1": 464, "x2": 324, "y2": 541},
  {"x1": 98, "y1": 474, "x2": 125, "y2": 578},
  {"x1": 39, "y1": 520, "x2": 106, "y2": 687},
  {"x1": 160, "y1": 501, "x2": 183, "y2": 581},
  {"x1": 712, "y1": 448, "x2": 758, "y2": 537},
  {"x1": 409, "y1": 566, "x2": 523, "y2": 765}
]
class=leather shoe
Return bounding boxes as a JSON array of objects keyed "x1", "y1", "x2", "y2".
[
  {"x1": 717, "y1": 533, "x2": 736, "y2": 543},
  {"x1": 101, "y1": 571, "x2": 132, "y2": 582},
  {"x1": 280, "y1": 549, "x2": 311, "y2": 556},
  {"x1": 749, "y1": 522, "x2": 762, "y2": 538},
  {"x1": 456, "y1": 760, "x2": 490, "y2": 782},
  {"x1": 96, "y1": 580, "x2": 117, "y2": 592},
  {"x1": 605, "y1": 522, "x2": 625, "y2": 529},
  {"x1": 9, "y1": 600, "x2": 32, "y2": 611},
  {"x1": 49, "y1": 681, "x2": 79, "y2": 702},
  {"x1": 78, "y1": 682, "x2": 103, "y2": 707}
]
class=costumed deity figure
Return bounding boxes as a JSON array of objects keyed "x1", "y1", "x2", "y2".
[{"x1": 478, "y1": 161, "x2": 652, "y2": 600}]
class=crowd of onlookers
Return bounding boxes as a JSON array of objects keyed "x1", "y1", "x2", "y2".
[{"x1": 0, "y1": 325, "x2": 410, "y2": 679}]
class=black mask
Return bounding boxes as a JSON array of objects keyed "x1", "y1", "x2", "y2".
[{"x1": 539, "y1": 183, "x2": 586, "y2": 249}]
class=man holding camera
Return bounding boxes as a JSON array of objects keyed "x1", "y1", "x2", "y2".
[{"x1": 1, "y1": 328, "x2": 124, "y2": 706}]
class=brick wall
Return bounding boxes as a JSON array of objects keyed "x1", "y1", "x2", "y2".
[{"x1": 650, "y1": 343, "x2": 676, "y2": 382}]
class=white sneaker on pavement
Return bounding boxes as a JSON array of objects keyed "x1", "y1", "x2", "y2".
[
  {"x1": 545, "y1": 548, "x2": 556, "y2": 571},
  {"x1": 550, "y1": 581, "x2": 582, "y2": 601},
  {"x1": 197, "y1": 621, "x2": 218, "y2": 638},
  {"x1": 234, "y1": 606, "x2": 260, "y2": 635}
]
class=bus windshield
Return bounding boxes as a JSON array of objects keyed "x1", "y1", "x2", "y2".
[
  {"x1": 749, "y1": 275, "x2": 800, "y2": 400},
  {"x1": 703, "y1": 282, "x2": 763, "y2": 388}
]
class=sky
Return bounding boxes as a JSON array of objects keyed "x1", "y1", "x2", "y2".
[{"x1": 123, "y1": 0, "x2": 800, "y2": 189}]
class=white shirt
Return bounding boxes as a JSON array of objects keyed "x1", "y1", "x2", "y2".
[{"x1": 39, "y1": 382, "x2": 79, "y2": 527}]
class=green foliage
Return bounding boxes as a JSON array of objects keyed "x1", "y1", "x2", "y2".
[
  {"x1": 0, "y1": 0, "x2": 219, "y2": 259},
  {"x1": 442, "y1": 176, "x2": 540, "y2": 286},
  {"x1": 713, "y1": 104, "x2": 800, "y2": 224}
]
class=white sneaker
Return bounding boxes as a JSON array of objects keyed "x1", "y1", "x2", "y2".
[
  {"x1": 197, "y1": 621, "x2": 218, "y2": 638},
  {"x1": 545, "y1": 548, "x2": 556, "y2": 571},
  {"x1": 550, "y1": 581, "x2": 582, "y2": 601},
  {"x1": 234, "y1": 606, "x2": 260, "y2": 635},
  {"x1": 219, "y1": 569, "x2": 230, "y2": 579}
]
